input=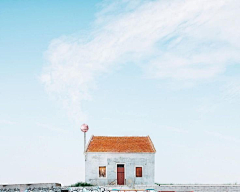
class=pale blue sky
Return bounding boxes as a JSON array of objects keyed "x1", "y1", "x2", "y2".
[{"x1": 1, "y1": 0, "x2": 240, "y2": 186}]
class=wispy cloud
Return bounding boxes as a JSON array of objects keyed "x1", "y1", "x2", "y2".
[
  {"x1": 0, "y1": 119, "x2": 16, "y2": 125},
  {"x1": 167, "y1": 127, "x2": 189, "y2": 134},
  {"x1": 220, "y1": 79, "x2": 240, "y2": 103},
  {"x1": 205, "y1": 130, "x2": 240, "y2": 144},
  {"x1": 41, "y1": 0, "x2": 240, "y2": 123},
  {"x1": 196, "y1": 77, "x2": 240, "y2": 117},
  {"x1": 36, "y1": 122, "x2": 69, "y2": 133}
]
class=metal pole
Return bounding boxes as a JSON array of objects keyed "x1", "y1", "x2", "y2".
[
  {"x1": 84, "y1": 132, "x2": 86, "y2": 153},
  {"x1": 84, "y1": 132, "x2": 87, "y2": 161}
]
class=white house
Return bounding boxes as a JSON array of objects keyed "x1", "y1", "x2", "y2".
[{"x1": 85, "y1": 136, "x2": 156, "y2": 187}]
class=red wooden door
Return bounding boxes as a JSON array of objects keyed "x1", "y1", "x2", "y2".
[{"x1": 117, "y1": 165, "x2": 125, "y2": 185}]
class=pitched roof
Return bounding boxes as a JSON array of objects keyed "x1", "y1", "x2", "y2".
[{"x1": 86, "y1": 136, "x2": 156, "y2": 153}]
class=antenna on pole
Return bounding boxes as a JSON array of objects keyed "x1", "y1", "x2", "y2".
[{"x1": 81, "y1": 124, "x2": 89, "y2": 154}]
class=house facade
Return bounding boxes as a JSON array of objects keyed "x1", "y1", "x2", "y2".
[{"x1": 85, "y1": 136, "x2": 156, "y2": 187}]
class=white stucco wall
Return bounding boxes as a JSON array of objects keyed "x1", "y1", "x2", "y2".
[{"x1": 85, "y1": 152, "x2": 155, "y2": 187}]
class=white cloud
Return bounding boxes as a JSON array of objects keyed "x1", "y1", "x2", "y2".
[{"x1": 41, "y1": 0, "x2": 240, "y2": 123}]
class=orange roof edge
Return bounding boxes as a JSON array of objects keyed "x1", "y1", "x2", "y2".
[
  {"x1": 85, "y1": 135, "x2": 94, "y2": 153},
  {"x1": 147, "y1": 135, "x2": 156, "y2": 153}
]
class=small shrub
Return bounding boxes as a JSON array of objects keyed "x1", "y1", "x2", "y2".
[{"x1": 70, "y1": 182, "x2": 94, "y2": 187}]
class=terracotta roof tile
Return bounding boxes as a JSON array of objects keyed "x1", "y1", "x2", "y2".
[{"x1": 86, "y1": 136, "x2": 156, "y2": 153}]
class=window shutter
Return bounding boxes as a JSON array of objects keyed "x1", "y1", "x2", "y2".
[{"x1": 136, "y1": 167, "x2": 142, "y2": 177}]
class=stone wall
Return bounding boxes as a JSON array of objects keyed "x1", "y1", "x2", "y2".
[
  {"x1": 1, "y1": 185, "x2": 240, "y2": 192},
  {"x1": 136, "y1": 184, "x2": 240, "y2": 192},
  {"x1": 0, "y1": 183, "x2": 61, "y2": 192}
]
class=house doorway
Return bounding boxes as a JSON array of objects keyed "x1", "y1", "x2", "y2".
[{"x1": 117, "y1": 164, "x2": 125, "y2": 185}]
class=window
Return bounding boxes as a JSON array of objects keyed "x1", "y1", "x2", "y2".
[
  {"x1": 99, "y1": 166, "x2": 106, "y2": 177},
  {"x1": 136, "y1": 167, "x2": 142, "y2": 177}
]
